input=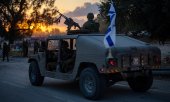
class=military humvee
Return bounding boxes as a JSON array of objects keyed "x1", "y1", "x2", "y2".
[{"x1": 28, "y1": 34, "x2": 161, "y2": 100}]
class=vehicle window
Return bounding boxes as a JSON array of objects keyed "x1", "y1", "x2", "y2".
[
  {"x1": 47, "y1": 40, "x2": 59, "y2": 51},
  {"x1": 62, "y1": 39, "x2": 76, "y2": 50}
]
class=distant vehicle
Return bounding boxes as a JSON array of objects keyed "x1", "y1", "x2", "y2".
[
  {"x1": 127, "y1": 31, "x2": 140, "y2": 37},
  {"x1": 127, "y1": 30, "x2": 151, "y2": 37},
  {"x1": 140, "y1": 30, "x2": 151, "y2": 37},
  {"x1": 28, "y1": 33, "x2": 161, "y2": 100}
]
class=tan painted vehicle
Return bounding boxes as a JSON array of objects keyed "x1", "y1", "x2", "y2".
[{"x1": 28, "y1": 34, "x2": 161, "y2": 100}]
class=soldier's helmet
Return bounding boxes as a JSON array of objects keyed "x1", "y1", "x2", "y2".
[{"x1": 87, "y1": 13, "x2": 94, "y2": 20}]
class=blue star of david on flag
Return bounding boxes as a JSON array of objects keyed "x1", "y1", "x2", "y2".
[{"x1": 104, "y1": 3, "x2": 116, "y2": 48}]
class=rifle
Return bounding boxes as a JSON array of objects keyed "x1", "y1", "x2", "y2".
[{"x1": 55, "y1": 10, "x2": 81, "y2": 32}]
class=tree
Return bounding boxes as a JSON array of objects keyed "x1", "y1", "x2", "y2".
[
  {"x1": 0, "y1": 0, "x2": 58, "y2": 43},
  {"x1": 99, "y1": 0, "x2": 170, "y2": 39},
  {"x1": 0, "y1": 20, "x2": 6, "y2": 37}
]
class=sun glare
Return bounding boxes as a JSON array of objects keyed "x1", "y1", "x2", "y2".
[
  {"x1": 30, "y1": 25, "x2": 34, "y2": 30},
  {"x1": 32, "y1": 23, "x2": 66, "y2": 36}
]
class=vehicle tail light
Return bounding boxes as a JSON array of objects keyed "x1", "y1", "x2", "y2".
[{"x1": 108, "y1": 58, "x2": 117, "y2": 67}]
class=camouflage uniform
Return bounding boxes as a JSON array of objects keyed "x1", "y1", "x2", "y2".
[{"x1": 82, "y1": 13, "x2": 99, "y2": 33}]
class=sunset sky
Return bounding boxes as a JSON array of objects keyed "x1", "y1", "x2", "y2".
[
  {"x1": 55, "y1": 0, "x2": 101, "y2": 31},
  {"x1": 55, "y1": 0, "x2": 100, "y2": 12},
  {"x1": 33, "y1": 0, "x2": 101, "y2": 36}
]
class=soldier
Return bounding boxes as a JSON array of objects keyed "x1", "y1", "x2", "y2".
[
  {"x1": 34, "y1": 40, "x2": 39, "y2": 54},
  {"x1": 23, "y1": 40, "x2": 28, "y2": 57},
  {"x1": 82, "y1": 13, "x2": 100, "y2": 33},
  {"x1": 60, "y1": 40, "x2": 75, "y2": 73},
  {"x1": 40, "y1": 40, "x2": 46, "y2": 52},
  {"x1": 2, "y1": 42, "x2": 10, "y2": 62}
]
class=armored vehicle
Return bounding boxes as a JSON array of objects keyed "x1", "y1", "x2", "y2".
[{"x1": 28, "y1": 34, "x2": 161, "y2": 100}]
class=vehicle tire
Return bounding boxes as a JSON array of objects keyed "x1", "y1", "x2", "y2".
[
  {"x1": 127, "y1": 70, "x2": 153, "y2": 92},
  {"x1": 29, "y1": 61, "x2": 44, "y2": 86},
  {"x1": 79, "y1": 68, "x2": 106, "y2": 100}
]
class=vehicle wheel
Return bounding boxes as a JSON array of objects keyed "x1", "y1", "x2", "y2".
[
  {"x1": 127, "y1": 70, "x2": 153, "y2": 92},
  {"x1": 29, "y1": 61, "x2": 44, "y2": 86},
  {"x1": 79, "y1": 68, "x2": 106, "y2": 100}
]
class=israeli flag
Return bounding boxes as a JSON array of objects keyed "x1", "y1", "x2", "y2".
[{"x1": 104, "y1": 3, "x2": 116, "y2": 48}]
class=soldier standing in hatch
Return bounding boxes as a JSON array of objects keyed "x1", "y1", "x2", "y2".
[{"x1": 82, "y1": 13, "x2": 100, "y2": 33}]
